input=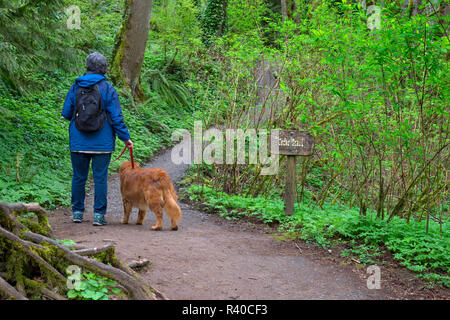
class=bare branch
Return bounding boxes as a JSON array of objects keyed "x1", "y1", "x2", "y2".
[{"x1": 73, "y1": 243, "x2": 114, "y2": 256}]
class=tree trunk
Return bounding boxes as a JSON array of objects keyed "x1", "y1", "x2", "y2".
[
  {"x1": 202, "y1": 0, "x2": 228, "y2": 45},
  {"x1": 292, "y1": 0, "x2": 300, "y2": 24},
  {"x1": 281, "y1": 0, "x2": 287, "y2": 21},
  {"x1": 219, "y1": 0, "x2": 228, "y2": 36},
  {"x1": 111, "y1": 0, "x2": 153, "y2": 99}
]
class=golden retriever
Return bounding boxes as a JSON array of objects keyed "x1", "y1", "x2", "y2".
[{"x1": 119, "y1": 161, "x2": 181, "y2": 231}]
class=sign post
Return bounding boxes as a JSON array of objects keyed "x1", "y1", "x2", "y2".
[{"x1": 273, "y1": 130, "x2": 314, "y2": 215}]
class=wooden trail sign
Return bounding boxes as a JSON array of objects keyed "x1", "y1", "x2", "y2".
[
  {"x1": 272, "y1": 130, "x2": 314, "y2": 215},
  {"x1": 274, "y1": 130, "x2": 314, "y2": 156}
]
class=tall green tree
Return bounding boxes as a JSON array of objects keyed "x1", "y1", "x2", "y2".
[
  {"x1": 0, "y1": 0, "x2": 78, "y2": 95},
  {"x1": 110, "y1": 0, "x2": 153, "y2": 99},
  {"x1": 201, "y1": 0, "x2": 228, "y2": 45}
]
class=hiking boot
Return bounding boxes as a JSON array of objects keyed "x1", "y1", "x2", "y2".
[
  {"x1": 72, "y1": 211, "x2": 84, "y2": 223},
  {"x1": 93, "y1": 214, "x2": 107, "y2": 226}
]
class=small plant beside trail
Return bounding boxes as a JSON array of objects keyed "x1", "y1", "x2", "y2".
[{"x1": 67, "y1": 272, "x2": 124, "y2": 300}]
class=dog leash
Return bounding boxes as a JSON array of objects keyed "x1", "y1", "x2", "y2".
[{"x1": 113, "y1": 145, "x2": 135, "y2": 169}]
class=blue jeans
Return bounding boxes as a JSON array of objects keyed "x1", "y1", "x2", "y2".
[{"x1": 70, "y1": 152, "x2": 111, "y2": 215}]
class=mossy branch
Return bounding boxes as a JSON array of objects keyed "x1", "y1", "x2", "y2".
[
  {"x1": 21, "y1": 232, "x2": 156, "y2": 300},
  {"x1": 0, "y1": 276, "x2": 28, "y2": 300},
  {"x1": 0, "y1": 201, "x2": 160, "y2": 300}
]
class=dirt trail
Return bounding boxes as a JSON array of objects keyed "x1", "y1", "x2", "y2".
[{"x1": 48, "y1": 146, "x2": 392, "y2": 300}]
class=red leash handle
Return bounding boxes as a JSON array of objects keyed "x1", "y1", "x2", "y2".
[{"x1": 113, "y1": 145, "x2": 135, "y2": 169}]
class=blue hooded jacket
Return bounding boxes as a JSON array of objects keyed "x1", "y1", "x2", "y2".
[{"x1": 62, "y1": 73, "x2": 130, "y2": 152}]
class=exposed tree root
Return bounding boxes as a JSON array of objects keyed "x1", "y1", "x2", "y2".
[
  {"x1": 0, "y1": 276, "x2": 27, "y2": 300},
  {"x1": 22, "y1": 232, "x2": 155, "y2": 300},
  {"x1": 0, "y1": 202, "x2": 158, "y2": 300},
  {"x1": 0, "y1": 227, "x2": 66, "y2": 284},
  {"x1": 127, "y1": 259, "x2": 150, "y2": 270},
  {"x1": 41, "y1": 287, "x2": 67, "y2": 300},
  {"x1": 73, "y1": 244, "x2": 114, "y2": 256}
]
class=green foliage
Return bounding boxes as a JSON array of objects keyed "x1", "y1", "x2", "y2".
[
  {"x1": 142, "y1": 68, "x2": 192, "y2": 108},
  {"x1": 201, "y1": 0, "x2": 228, "y2": 46},
  {"x1": 0, "y1": 0, "x2": 81, "y2": 95},
  {"x1": 185, "y1": 183, "x2": 285, "y2": 222},
  {"x1": 53, "y1": 238, "x2": 76, "y2": 246},
  {"x1": 272, "y1": 1, "x2": 449, "y2": 221},
  {"x1": 151, "y1": 0, "x2": 203, "y2": 58},
  {"x1": 65, "y1": 0, "x2": 124, "y2": 56},
  {"x1": 66, "y1": 272, "x2": 122, "y2": 300},
  {"x1": 418, "y1": 273, "x2": 450, "y2": 289},
  {"x1": 194, "y1": 0, "x2": 449, "y2": 230},
  {"x1": 341, "y1": 243, "x2": 384, "y2": 265},
  {"x1": 0, "y1": 0, "x2": 125, "y2": 205},
  {"x1": 1, "y1": 0, "x2": 448, "y2": 292},
  {"x1": 0, "y1": 81, "x2": 73, "y2": 208}
]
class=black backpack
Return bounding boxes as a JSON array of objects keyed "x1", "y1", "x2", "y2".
[{"x1": 74, "y1": 84, "x2": 106, "y2": 133}]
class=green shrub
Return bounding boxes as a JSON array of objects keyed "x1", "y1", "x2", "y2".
[{"x1": 66, "y1": 272, "x2": 123, "y2": 300}]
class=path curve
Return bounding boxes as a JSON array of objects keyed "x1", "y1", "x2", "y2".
[{"x1": 48, "y1": 146, "x2": 391, "y2": 300}]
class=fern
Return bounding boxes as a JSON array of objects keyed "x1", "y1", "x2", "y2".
[
  {"x1": 142, "y1": 68, "x2": 191, "y2": 108},
  {"x1": 0, "y1": 0, "x2": 80, "y2": 95}
]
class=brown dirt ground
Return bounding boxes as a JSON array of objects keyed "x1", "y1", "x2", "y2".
[{"x1": 47, "y1": 146, "x2": 449, "y2": 300}]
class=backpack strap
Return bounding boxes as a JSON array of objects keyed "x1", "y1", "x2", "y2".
[{"x1": 94, "y1": 80, "x2": 113, "y2": 126}]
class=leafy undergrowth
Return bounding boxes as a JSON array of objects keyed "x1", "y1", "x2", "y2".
[
  {"x1": 183, "y1": 184, "x2": 450, "y2": 288},
  {"x1": 67, "y1": 272, "x2": 125, "y2": 300}
]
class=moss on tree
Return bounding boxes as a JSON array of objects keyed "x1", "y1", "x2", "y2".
[{"x1": 0, "y1": 202, "x2": 157, "y2": 300}]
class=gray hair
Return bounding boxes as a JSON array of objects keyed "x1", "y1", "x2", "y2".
[{"x1": 86, "y1": 52, "x2": 108, "y2": 74}]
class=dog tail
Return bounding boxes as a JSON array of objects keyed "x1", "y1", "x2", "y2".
[
  {"x1": 162, "y1": 178, "x2": 181, "y2": 223},
  {"x1": 168, "y1": 178, "x2": 178, "y2": 201}
]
